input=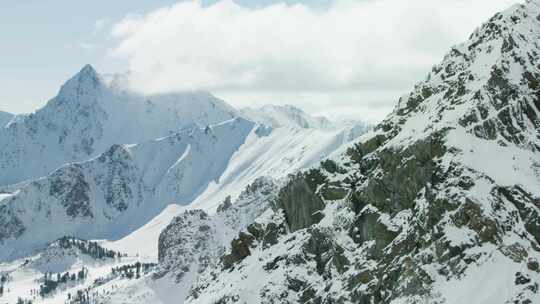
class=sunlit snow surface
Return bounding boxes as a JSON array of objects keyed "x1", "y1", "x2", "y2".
[{"x1": 0, "y1": 192, "x2": 13, "y2": 202}]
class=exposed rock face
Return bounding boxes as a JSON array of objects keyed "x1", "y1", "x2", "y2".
[
  {"x1": 182, "y1": 2, "x2": 540, "y2": 304},
  {"x1": 222, "y1": 232, "x2": 255, "y2": 269},
  {"x1": 277, "y1": 170, "x2": 326, "y2": 231},
  {"x1": 155, "y1": 210, "x2": 217, "y2": 282},
  {"x1": 155, "y1": 177, "x2": 278, "y2": 290},
  {"x1": 0, "y1": 206, "x2": 25, "y2": 242},
  {"x1": 49, "y1": 164, "x2": 93, "y2": 218}
]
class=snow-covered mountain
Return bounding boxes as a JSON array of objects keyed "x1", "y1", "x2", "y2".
[
  {"x1": 241, "y1": 104, "x2": 370, "y2": 142},
  {"x1": 0, "y1": 69, "x2": 369, "y2": 265},
  {"x1": 0, "y1": 118, "x2": 254, "y2": 260},
  {"x1": 0, "y1": 108, "x2": 365, "y2": 263},
  {"x1": 99, "y1": 123, "x2": 365, "y2": 260},
  {"x1": 0, "y1": 111, "x2": 13, "y2": 127},
  {"x1": 0, "y1": 236, "x2": 150, "y2": 304},
  {"x1": 5, "y1": 1, "x2": 539, "y2": 303},
  {"x1": 0, "y1": 65, "x2": 239, "y2": 186},
  {"x1": 0, "y1": 91, "x2": 368, "y2": 303},
  {"x1": 241, "y1": 104, "x2": 333, "y2": 129},
  {"x1": 175, "y1": 2, "x2": 540, "y2": 303},
  {"x1": 85, "y1": 1, "x2": 540, "y2": 304}
]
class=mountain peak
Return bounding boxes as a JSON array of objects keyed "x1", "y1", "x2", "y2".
[
  {"x1": 79, "y1": 64, "x2": 98, "y2": 77},
  {"x1": 56, "y1": 64, "x2": 104, "y2": 100},
  {"x1": 72, "y1": 64, "x2": 100, "y2": 85},
  {"x1": 385, "y1": 0, "x2": 540, "y2": 152}
]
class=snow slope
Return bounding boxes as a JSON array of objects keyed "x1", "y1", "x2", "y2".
[
  {"x1": 0, "y1": 65, "x2": 239, "y2": 186},
  {"x1": 93, "y1": 177, "x2": 278, "y2": 304},
  {"x1": 0, "y1": 111, "x2": 13, "y2": 127},
  {"x1": 241, "y1": 104, "x2": 333, "y2": 129},
  {"x1": 0, "y1": 238, "x2": 153, "y2": 304},
  {"x1": 0, "y1": 118, "x2": 254, "y2": 261}
]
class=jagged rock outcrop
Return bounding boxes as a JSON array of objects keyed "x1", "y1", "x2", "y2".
[
  {"x1": 155, "y1": 210, "x2": 217, "y2": 282},
  {"x1": 154, "y1": 177, "x2": 279, "y2": 299},
  {"x1": 277, "y1": 170, "x2": 326, "y2": 231}
]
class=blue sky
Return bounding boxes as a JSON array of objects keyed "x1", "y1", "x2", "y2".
[
  {"x1": 1, "y1": 0, "x2": 174, "y2": 113},
  {"x1": 0, "y1": 0, "x2": 516, "y2": 122}
]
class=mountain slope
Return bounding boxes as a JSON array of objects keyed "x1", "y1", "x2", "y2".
[
  {"x1": 0, "y1": 236, "x2": 148, "y2": 304},
  {"x1": 101, "y1": 122, "x2": 367, "y2": 261},
  {"x1": 0, "y1": 113, "x2": 367, "y2": 263},
  {"x1": 0, "y1": 110, "x2": 13, "y2": 127},
  {"x1": 0, "y1": 65, "x2": 239, "y2": 186},
  {"x1": 0, "y1": 118, "x2": 254, "y2": 261},
  {"x1": 156, "y1": 2, "x2": 539, "y2": 303},
  {"x1": 241, "y1": 104, "x2": 333, "y2": 129},
  {"x1": 0, "y1": 121, "x2": 369, "y2": 303}
]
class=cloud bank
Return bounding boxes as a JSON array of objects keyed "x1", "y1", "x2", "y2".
[{"x1": 109, "y1": 0, "x2": 517, "y2": 121}]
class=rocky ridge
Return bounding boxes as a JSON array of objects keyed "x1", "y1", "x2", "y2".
[{"x1": 167, "y1": 2, "x2": 540, "y2": 303}]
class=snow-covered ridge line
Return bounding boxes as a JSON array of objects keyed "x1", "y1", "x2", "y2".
[
  {"x1": 241, "y1": 104, "x2": 333, "y2": 129},
  {"x1": 241, "y1": 103, "x2": 370, "y2": 133}
]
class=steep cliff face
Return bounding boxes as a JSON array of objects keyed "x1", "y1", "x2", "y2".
[
  {"x1": 156, "y1": 177, "x2": 278, "y2": 279},
  {"x1": 183, "y1": 2, "x2": 540, "y2": 303}
]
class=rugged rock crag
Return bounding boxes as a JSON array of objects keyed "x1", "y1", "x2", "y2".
[
  {"x1": 182, "y1": 2, "x2": 540, "y2": 303},
  {"x1": 148, "y1": 178, "x2": 279, "y2": 300}
]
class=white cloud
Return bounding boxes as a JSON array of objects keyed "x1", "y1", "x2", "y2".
[
  {"x1": 79, "y1": 42, "x2": 96, "y2": 51},
  {"x1": 109, "y1": 0, "x2": 517, "y2": 121},
  {"x1": 94, "y1": 18, "x2": 111, "y2": 34}
]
